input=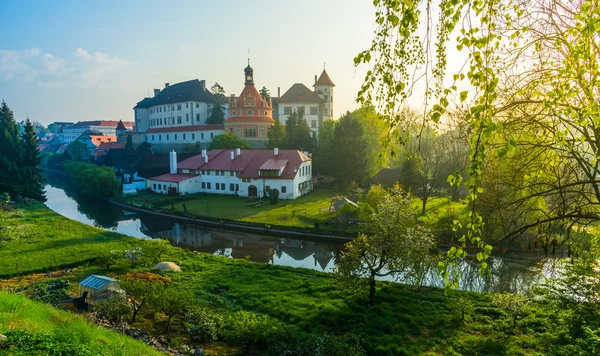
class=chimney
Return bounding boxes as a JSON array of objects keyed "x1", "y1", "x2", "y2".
[
  {"x1": 169, "y1": 150, "x2": 177, "y2": 174},
  {"x1": 153, "y1": 89, "x2": 160, "y2": 97},
  {"x1": 314, "y1": 75, "x2": 317, "y2": 85},
  {"x1": 199, "y1": 80, "x2": 206, "y2": 90},
  {"x1": 236, "y1": 148, "x2": 241, "y2": 156},
  {"x1": 204, "y1": 155, "x2": 208, "y2": 163},
  {"x1": 230, "y1": 151, "x2": 234, "y2": 160},
  {"x1": 165, "y1": 83, "x2": 170, "y2": 88},
  {"x1": 274, "y1": 147, "x2": 279, "y2": 156},
  {"x1": 277, "y1": 87, "x2": 280, "y2": 97},
  {"x1": 201, "y1": 149, "x2": 207, "y2": 157}
]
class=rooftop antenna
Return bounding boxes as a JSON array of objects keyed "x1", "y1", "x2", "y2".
[{"x1": 248, "y1": 48, "x2": 250, "y2": 65}]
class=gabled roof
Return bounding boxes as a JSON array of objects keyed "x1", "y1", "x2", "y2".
[
  {"x1": 116, "y1": 120, "x2": 127, "y2": 131},
  {"x1": 80, "y1": 275, "x2": 117, "y2": 290},
  {"x1": 145, "y1": 124, "x2": 224, "y2": 134},
  {"x1": 279, "y1": 84, "x2": 324, "y2": 104},
  {"x1": 314, "y1": 69, "x2": 335, "y2": 86},
  {"x1": 150, "y1": 173, "x2": 197, "y2": 183},
  {"x1": 133, "y1": 79, "x2": 216, "y2": 109},
  {"x1": 89, "y1": 136, "x2": 117, "y2": 146}
]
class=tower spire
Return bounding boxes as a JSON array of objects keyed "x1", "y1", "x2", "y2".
[{"x1": 248, "y1": 48, "x2": 250, "y2": 66}]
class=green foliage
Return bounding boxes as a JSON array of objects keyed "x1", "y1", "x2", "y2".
[
  {"x1": 63, "y1": 161, "x2": 120, "y2": 199},
  {"x1": 96, "y1": 249, "x2": 121, "y2": 271},
  {"x1": 96, "y1": 298, "x2": 132, "y2": 324},
  {"x1": 259, "y1": 86, "x2": 271, "y2": 101},
  {"x1": 449, "y1": 293, "x2": 475, "y2": 322},
  {"x1": 267, "y1": 330, "x2": 366, "y2": 356},
  {"x1": 125, "y1": 135, "x2": 133, "y2": 151},
  {"x1": 210, "y1": 82, "x2": 225, "y2": 95},
  {"x1": 224, "y1": 311, "x2": 281, "y2": 353},
  {"x1": 207, "y1": 132, "x2": 251, "y2": 150},
  {"x1": 206, "y1": 102, "x2": 225, "y2": 124},
  {"x1": 21, "y1": 119, "x2": 45, "y2": 201},
  {"x1": 268, "y1": 188, "x2": 279, "y2": 204},
  {"x1": 120, "y1": 271, "x2": 170, "y2": 323},
  {"x1": 151, "y1": 286, "x2": 193, "y2": 332},
  {"x1": 66, "y1": 140, "x2": 90, "y2": 162},
  {"x1": 285, "y1": 112, "x2": 315, "y2": 152},
  {"x1": 267, "y1": 118, "x2": 287, "y2": 149},
  {"x1": 123, "y1": 248, "x2": 142, "y2": 268},
  {"x1": 141, "y1": 239, "x2": 171, "y2": 265},
  {"x1": 28, "y1": 279, "x2": 72, "y2": 306},
  {"x1": 184, "y1": 308, "x2": 224, "y2": 342},
  {"x1": 492, "y1": 293, "x2": 531, "y2": 330}
]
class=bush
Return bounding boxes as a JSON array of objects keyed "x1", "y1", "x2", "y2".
[
  {"x1": 224, "y1": 311, "x2": 280, "y2": 353},
  {"x1": 267, "y1": 330, "x2": 366, "y2": 356},
  {"x1": 269, "y1": 189, "x2": 280, "y2": 204},
  {"x1": 0, "y1": 330, "x2": 103, "y2": 355},
  {"x1": 184, "y1": 308, "x2": 224, "y2": 342},
  {"x1": 123, "y1": 248, "x2": 142, "y2": 268},
  {"x1": 96, "y1": 298, "x2": 132, "y2": 324},
  {"x1": 28, "y1": 279, "x2": 72, "y2": 306}
]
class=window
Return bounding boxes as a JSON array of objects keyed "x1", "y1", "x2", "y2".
[
  {"x1": 202, "y1": 182, "x2": 206, "y2": 189},
  {"x1": 174, "y1": 134, "x2": 177, "y2": 140},
  {"x1": 201, "y1": 170, "x2": 205, "y2": 175},
  {"x1": 244, "y1": 128, "x2": 256, "y2": 138},
  {"x1": 232, "y1": 111, "x2": 236, "y2": 116},
  {"x1": 172, "y1": 105, "x2": 174, "y2": 110},
  {"x1": 221, "y1": 183, "x2": 225, "y2": 190},
  {"x1": 196, "y1": 114, "x2": 200, "y2": 122},
  {"x1": 264, "y1": 110, "x2": 267, "y2": 116},
  {"x1": 242, "y1": 178, "x2": 251, "y2": 182},
  {"x1": 236, "y1": 184, "x2": 239, "y2": 191},
  {"x1": 207, "y1": 182, "x2": 211, "y2": 189},
  {"x1": 324, "y1": 95, "x2": 328, "y2": 102},
  {"x1": 284, "y1": 106, "x2": 292, "y2": 115},
  {"x1": 160, "y1": 118, "x2": 162, "y2": 125},
  {"x1": 311, "y1": 120, "x2": 317, "y2": 128},
  {"x1": 331, "y1": 109, "x2": 333, "y2": 116},
  {"x1": 230, "y1": 183, "x2": 235, "y2": 191},
  {"x1": 159, "y1": 135, "x2": 162, "y2": 141},
  {"x1": 160, "y1": 107, "x2": 162, "y2": 113},
  {"x1": 183, "y1": 134, "x2": 186, "y2": 140},
  {"x1": 177, "y1": 116, "x2": 182, "y2": 124},
  {"x1": 186, "y1": 113, "x2": 189, "y2": 121},
  {"x1": 163, "y1": 184, "x2": 167, "y2": 190},
  {"x1": 186, "y1": 103, "x2": 189, "y2": 108},
  {"x1": 192, "y1": 133, "x2": 195, "y2": 139},
  {"x1": 297, "y1": 106, "x2": 305, "y2": 115},
  {"x1": 230, "y1": 171, "x2": 234, "y2": 176},
  {"x1": 177, "y1": 104, "x2": 181, "y2": 110},
  {"x1": 196, "y1": 103, "x2": 199, "y2": 108},
  {"x1": 152, "y1": 135, "x2": 155, "y2": 141},
  {"x1": 281, "y1": 186, "x2": 287, "y2": 193},
  {"x1": 211, "y1": 133, "x2": 214, "y2": 139},
  {"x1": 166, "y1": 134, "x2": 169, "y2": 140},
  {"x1": 153, "y1": 183, "x2": 156, "y2": 189},
  {"x1": 216, "y1": 184, "x2": 220, "y2": 191},
  {"x1": 201, "y1": 133, "x2": 204, "y2": 140},
  {"x1": 247, "y1": 110, "x2": 253, "y2": 116},
  {"x1": 310, "y1": 107, "x2": 318, "y2": 115}
]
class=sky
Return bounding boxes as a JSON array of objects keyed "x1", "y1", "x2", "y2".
[{"x1": 0, "y1": 0, "x2": 377, "y2": 125}]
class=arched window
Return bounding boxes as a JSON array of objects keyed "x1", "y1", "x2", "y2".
[{"x1": 232, "y1": 111, "x2": 236, "y2": 116}]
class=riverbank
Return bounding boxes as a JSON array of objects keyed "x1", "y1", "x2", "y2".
[{"x1": 1, "y1": 202, "x2": 595, "y2": 355}]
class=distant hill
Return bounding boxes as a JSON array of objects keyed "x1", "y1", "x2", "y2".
[{"x1": 0, "y1": 291, "x2": 161, "y2": 356}]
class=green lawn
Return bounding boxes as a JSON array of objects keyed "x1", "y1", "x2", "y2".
[
  {"x1": 0, "y1": 291, "x2": 161, "y2": 355},
  {"x1": 1, "y1": 203, "x2": 595, "y2": 355}
]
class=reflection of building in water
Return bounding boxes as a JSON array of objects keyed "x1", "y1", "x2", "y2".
[{"x1": 138, "y1": 215, "x2": 336, "y2": 269}]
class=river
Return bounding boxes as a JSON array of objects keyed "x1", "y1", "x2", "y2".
[{"x1": 43, "y1": 178, "x2": 561, "y2": 293}]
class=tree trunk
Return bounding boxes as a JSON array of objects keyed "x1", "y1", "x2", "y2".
[
  {"x1": 421, "y1": 192, "x2": 428, "y2": 215},
  {"x1": 165, "y1": 315, "x2": 172, "y2": 333},
  {"x1": 131, "y1": 307, "x2": 139, "y2": 323},
  {"x1": 369, "y1": 271, "x2": 376, "y2": 306}
]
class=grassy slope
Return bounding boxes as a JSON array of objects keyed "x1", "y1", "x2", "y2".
[
  {"x1": 0, "y1": 291, "x2": 161, "y2": 355},
  {"x1": 0, "y1": 203, "x2": 574, "y2": 355}
]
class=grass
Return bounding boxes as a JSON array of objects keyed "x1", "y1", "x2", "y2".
[
  {"x1": 0, "y1": 291, "x2": 161, "y2": 355},
  {"x1": 1, "y1": 202, "x2": 595, "y2": 355}
]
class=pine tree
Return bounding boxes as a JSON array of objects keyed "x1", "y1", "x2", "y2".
[
  {"x1": 285, "y1": 112, "x2": 314, "y2": 152},
  {"x1": 125, "y1": 135, "x2": 133, "y2": 151},
  {"x1": 0, "y1": 101, "x2": 23, "y2": 198},
  {"x1": 21, "y1": 119, "x2": 45, "y2": 201},
  {"x1": 267, "y1": 118, "x2": 287, "y2": 148},
  {"x1": 330, "y1": 112, "x2": 373, "y2": 188},
  {"x1": 206, "y1": 103, "x2": 225, "y2": 124}
]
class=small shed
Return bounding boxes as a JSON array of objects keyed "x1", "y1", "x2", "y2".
[
  {"x1": 331, "y1": 197, "x2": 359, "y2": 211},
  {"x1": 78, "y1": 275, "x2": 123, "y2": 305}
]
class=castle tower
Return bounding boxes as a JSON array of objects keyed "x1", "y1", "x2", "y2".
[
  {"x1": 116, "y1": 120, "x2": 128, "y2": 142},
  {"x1": 313, "y1": 69, "x2": 335, "y2": 120}
]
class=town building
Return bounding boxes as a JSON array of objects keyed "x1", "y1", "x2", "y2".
[
  {"x1": 133, "y1": 79, "x2": 227, "y2": 151},
  {"x1": 60, "y1": 120, "x2": 134, "y2": 145},
  {"x1": 224, "y1": 63, "x2": 275, "y2": 146},
  {"x1": 48, "y1": 121, "x2": 74, "y2": 134},
  {"x1": 277, "y1": 69, "x2": 335, "y2": 137},
  {"x1": 148, "y1": 148, "x2": 313, "y2": 199}
]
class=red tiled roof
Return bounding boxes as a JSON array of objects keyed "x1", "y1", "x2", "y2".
[
  {"x1": 177, "y1": 149, "x2": 311, "y2": 179},
  {"x1": 116, "y1": 120, "x2": 127, "y2": 131},
  {"x1": 150, "y1": 173, "x2": 196, "y2": 183},
  {"x1": 314, "y1": 69, "x2": 335, "y2": 86},
  {"x1": 38, "y1": 144, "x2": 49, "y2": 152},
  {"x1": 97, "y1": 142, "x2": 126, "y2": 150},
  {"x1": 145, "y1": 124, "x2": 224, "y2": 134},
  {"x1": 279, "y1": 83, "x2": 324, "y2": 104}
]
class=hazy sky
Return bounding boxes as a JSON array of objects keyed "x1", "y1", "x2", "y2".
[{"x1": 0, "y1": 0, "x2": 377, "y2": 125}]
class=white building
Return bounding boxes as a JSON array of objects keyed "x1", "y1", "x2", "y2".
[
  {"x1": 133, "y1": 79, "x2": 228, "y2": 150},
  {"x1": 148, "y1": 148, "x2": 313, "y2": 199},
  {"x1": 60, "y1": 120, "x2": 134, "y2": 145},
  {"x1": 142, "y1": 124, "x2": 224, "y2": 148},
  {"x1": 276, "y1": 69, "x2": 335, "y2": 138}
]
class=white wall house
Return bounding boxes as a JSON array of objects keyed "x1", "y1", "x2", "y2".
[
  {"x1": 60, "y1": 120, "x2": 135, "y2": 145},
  {"x1": 133, "y1": 79, "x2": 229, "y2": 150},
  {"x1": 148, "y1": 148, "x2": 313, "y2": 199},
  {"x1": 142, "y1": 125, "x2": 225, "y2": 147},
  {"x1": 277, "y1": 69, "x2": 335, "y2": 138}
]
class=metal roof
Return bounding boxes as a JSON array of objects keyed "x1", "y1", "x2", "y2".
[{"x1": 79, "y1": 275, "x2": 118, "y2": 290}]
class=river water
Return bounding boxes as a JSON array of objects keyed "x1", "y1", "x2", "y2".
[{"x1": 43, "y1": 178, "x2": 561, "y2": 293}]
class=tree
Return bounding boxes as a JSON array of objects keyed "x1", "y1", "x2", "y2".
[
  {"x1": 224, "y1": 311, "x2": 280, "y2": 354},
  {"x1": 335, "y1": 185, "x2": 436, "y2": 305},
  {"x1": 207, "y1": 133, "x2": 251, "y2": 150},
  {"x1": 135, "y1": 141, "x2": 152, "y2": 156},
  {"x1": 97, "y1": 249, "x2": 121, "y2": 271},
  {"x1": 66, "y1": 140, "x2": 90, "y2": 162},
  {"x1": 120, "y1": 271, "x2": 171, "y2": 323},
  {"x1": 152, "y1": 287, "x2": 193, "y2": 332},
  {"x1": 313, "y1": 119, "x2": 336, "y2": 174},
  {"x1": 20, "y1": 119, "x2": 45, "y2": 201},
  {"x1": 329, "y1": 112, "x2": 376, "y2": 188},
  {"x1": 259, "y1": 86, "x2": 271, "y2": 101},
  {"x1": 206, "y1": 103, "x2": 225, "y2": 124},
  {"x1": 267, "y1": 118, "x2": 287, "y2": 149},
  {"x1": 125, "y1": 135, "x2": 133, "y2": 151},
  {"x1": 492, "y1": 293, "x2": 531, "y2": 330},
  {"x1": 0, "y1": 101, "x2": 23, "y2": 198},
  {"x1": 210, "y1": 82, "x2": 225, "y2": 95},
  {"x1": 63, "y1": 161, "x2": 120, "y2": 199},
  {"x1": 285, "y1": 112, "x2": 314, "y2": 152}
]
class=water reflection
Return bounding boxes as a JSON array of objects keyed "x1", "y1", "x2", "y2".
[{"x1": 43, "y1": 178, "x2": 563, "y2": 293}]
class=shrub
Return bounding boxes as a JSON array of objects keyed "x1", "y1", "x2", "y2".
[
  {"x1": 123, "y1": 248, "x2": 142, "y2": 268},
  {"x1": 28, "y1": 279, "x2": 72, "y2": 306},
  {"x1": 267, "y1": 330, "x2": 366, "y2": 356},
  {"x1": 96, "y1": 297, "x2": 132, "y2": 324},
  {"x1": 184, "y1": 308, "x2": 224, "y2": 342},
  {"x1": 0, "y1": 330, "x2": 103, "y2": 355},
  {"x1": 269, "y1": 189, "x2": 280, "y2": 204},
  {"x1": 97, "y1": 250, "x2": 121, "y2": 271},
  {"x1": 224, "y1": 311, "x2": 280, "y2": 353}
]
